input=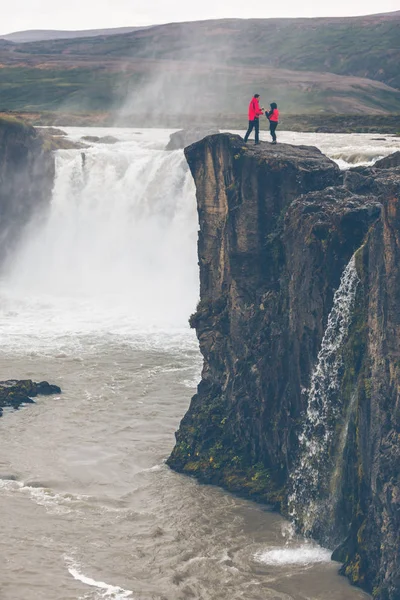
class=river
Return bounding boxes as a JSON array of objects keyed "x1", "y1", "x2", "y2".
[{"x1": 1, "y1": 127, "x2": 398, "y2": 600}]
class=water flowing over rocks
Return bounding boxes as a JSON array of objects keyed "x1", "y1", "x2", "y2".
[
  {"x1": 168, "y1": 133, "x2": 400, "y2": 599},
  {"x1": 0, "y1": 380, "x2": 61, "y2": 416}
]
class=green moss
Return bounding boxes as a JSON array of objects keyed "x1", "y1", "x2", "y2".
[
  {"x1": 0, "y1": 114, "x2": 30, "y2": 131},
  {"x1": 345, "y1": 553, "x2": 364, "y2": 584}
]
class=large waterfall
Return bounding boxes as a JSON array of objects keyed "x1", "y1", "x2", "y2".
[
  {"x1": 288, "y1": 256, "x2": 360, "y2": 541},
  {"x1": 0, "y1": 139, "x2": 199, "y2": 352}
]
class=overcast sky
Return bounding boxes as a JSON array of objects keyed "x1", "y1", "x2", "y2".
[{"x1": 1, "y1": 0, "x2": 399, "y2": 35}]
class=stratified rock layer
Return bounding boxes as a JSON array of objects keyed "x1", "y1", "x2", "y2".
[{"x1": 168, "y1": 134, "x2": 400, "y2": 599}]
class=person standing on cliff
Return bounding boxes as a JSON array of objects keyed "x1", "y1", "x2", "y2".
[
  {"x1": 266, "y1": 102, "x2": 279, "y2": 144},
  {"x1": 244, "y1": 94, "x2": 264, "y2": 145}
]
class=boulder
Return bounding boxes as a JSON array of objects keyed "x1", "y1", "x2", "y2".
[
  {"x1": 374, "y1": 150, "x2": 400, "y2": 169},
  {"x1": 0, "y1": 379, "x2": 61, "y2": 415}
]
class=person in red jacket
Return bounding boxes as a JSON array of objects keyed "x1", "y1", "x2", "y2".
[
  {"x1": 266, "y1": 102, "x2": 279, "y2": 144},
  {"x1": 244, "y1": 94, "x2": 264, "y2": 145}
]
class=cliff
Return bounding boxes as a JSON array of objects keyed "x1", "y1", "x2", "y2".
[
  {"x1": 168, "y1": 134, "x2": 400, "y2": 599},
  {"x1": 0, "y1": 116, "x2": 55, "y2": 261}
]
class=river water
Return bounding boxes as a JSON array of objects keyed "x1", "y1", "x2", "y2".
[{"x1": 1, "y1": 127, "x2": 398, "y2": 600}]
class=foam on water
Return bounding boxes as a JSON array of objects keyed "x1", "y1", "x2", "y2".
[
  {"x1": 0, "y1": 136, "x2": 199, "y2": 353},
  {"x1": 65, "y1": 557, "x2": 133, "y2": 599},
  {"x1": 0, "y1": 476, "x2": 93, "y2": 515},
  {"x1": 255, "y1": 544, "x2": 332, "y2": 566}
]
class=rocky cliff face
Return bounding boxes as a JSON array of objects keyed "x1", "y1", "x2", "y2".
[
  {"x1": 168, "y1": 133, "x2": 400, "y2": 599},
  {"x1": 0, "y1": 116, "x2": 55, "y2": 261}
]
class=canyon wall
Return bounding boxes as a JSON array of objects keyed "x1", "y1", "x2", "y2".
[{"x1": 168, "y1": 134, "x2": 400, "y2": 599}]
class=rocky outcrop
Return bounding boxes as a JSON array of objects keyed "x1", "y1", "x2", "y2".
[
  {"x1": 374, "y1": 150, "x2": 400, "y2": 169},
  {"x1": 0, "y1": 380, "x2": 61, "y2": 416},
  {"x1": 0, "y1": 116, "x2": 55, "y2": 261},
  {"x1": 168, "y1": 133, "x2": 400, "y2": 599},
  {"x1": 165, "y1": 128, "x2": 220, "y2": 151}
]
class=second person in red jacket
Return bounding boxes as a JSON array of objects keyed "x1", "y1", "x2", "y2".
[
  {"x1": 266, "y1": 102, "x2": 279, "y2": 144},
  {"x1": 244, "y1": 94, "x2": 264, "y2": 145}
]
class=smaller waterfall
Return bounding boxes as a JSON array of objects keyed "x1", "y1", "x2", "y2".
[{"x1": 288, "y1": 256, "x2": 360, "y2": 539}]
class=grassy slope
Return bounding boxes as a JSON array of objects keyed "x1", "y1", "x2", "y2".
[
  {"x1": 9, "y1": 13, "x2": 400, "y2": 87},
  {"x1": 0, "y1": 13, "x2": 399, "y2": 117},
  {"x1": 0, "y1": 26, "x2": 148, "y2": 43}
]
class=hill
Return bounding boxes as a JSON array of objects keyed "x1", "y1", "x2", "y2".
[
  {"x1": 0, "y1": 13, "x2": 399, "y2": 119},
  {"x1": 0, "y1": 27, "x2": 150, "y2": 43}
]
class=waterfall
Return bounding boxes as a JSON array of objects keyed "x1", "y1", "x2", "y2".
[
  {"x1": 288, "y1": 256, "x2": 360, "y2": 540},
  {"x1": 0, "y1": 141, "x2": 199, "y2": 350}
]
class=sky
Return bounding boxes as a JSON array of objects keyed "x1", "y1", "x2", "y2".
[{"x1": 1, "y1": 0, "x2": 399, "y2": 34}]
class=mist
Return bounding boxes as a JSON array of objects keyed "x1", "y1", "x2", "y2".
[
  {"x1": 3, "y1": 140, "x2": 199, "y2": 333},
  {"x1": 47, "y1": 17, "x2": 400, "y2": 123}
]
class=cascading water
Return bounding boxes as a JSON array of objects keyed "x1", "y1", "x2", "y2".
[
  {"x1": 0, "y1": 140, "x2": 199, "y2": 352},
  {"x1": 288, "y1": 256, "x2": 360, "y2": 541}
]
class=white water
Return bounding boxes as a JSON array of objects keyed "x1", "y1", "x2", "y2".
[
  {"x1": 1, "y1": 137, "x2": 199, "y2": 353},
  {"x1": 255, "y1": 544, "x2": 332, "y2": 566},
  {"x1": 288, "y1": 257, "x2": 360, "y2": 536},
  {"x1": 0, "y1": 128, "x2": 380, "y2": 600},
  {"x1": 65, "y1": 556, "x2": 133, "y2": 599}
]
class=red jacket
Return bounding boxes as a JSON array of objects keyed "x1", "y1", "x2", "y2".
[
  {"x1": 248, "y1": 97, "x2": 263, "y2": 120},
  {"x1": 268, "y1": 108, "x2": 279, "y2": 122}
]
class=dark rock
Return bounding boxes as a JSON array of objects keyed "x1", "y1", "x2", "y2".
[
  {"x1": 343, "y1": 170, "x2": 378, "y2": 194},
  {"x1": 39, "y1": 127, "x2": 67, "y2": 136},
  {"x1": 0, "y1": 116, "x2": 55, "y2": 259},
  {"x1": 36, "y1": 381, "x2": 62, "y2": 395},
  {"x1": 168, "y1": 133, "x2": 400, "y2": 599},
  {"x1": 0, "y1": 379, "x2": 61, "y2": 416},
  {"x1": 81, "y1": 135, "x2": 119, "y2": 144},
  {"x1": 165, "y1": 128, "x2": 220, "y2": 151},
  {"x1": 81, "y1": 135, "x2": 100, "y2": 142},
  {"x1": 374, "y1": 151, "x2": 400, "y2": 169}
]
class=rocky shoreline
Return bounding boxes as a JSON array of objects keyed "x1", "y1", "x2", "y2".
[{"x1": 168, "y1": 134, "x2": 400, "y2": 599}]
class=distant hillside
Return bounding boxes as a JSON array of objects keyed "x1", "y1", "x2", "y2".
[
  {"x1": 0, "y1": 13, "x2": 399, "y2": 117},
  {"x1": 7, "y1": 13, "x2": 400, "y2": 88},
  {"x1": 0, "y1": 26, "x2": 149, "y2": 43}
]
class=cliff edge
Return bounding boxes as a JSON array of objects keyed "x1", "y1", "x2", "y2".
[
  {"x1": 0, "y1": 116, "x2": 55, "y2": 261},
  {"x1": 168, "y1": 134, "x2": 400, "y2": 599}
]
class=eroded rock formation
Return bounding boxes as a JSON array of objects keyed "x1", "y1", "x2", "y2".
[{"x1": 168, "y1": 134, "x2": 400, "y2": 599}]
